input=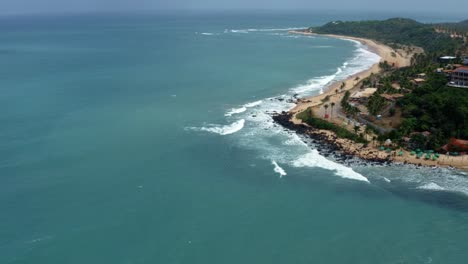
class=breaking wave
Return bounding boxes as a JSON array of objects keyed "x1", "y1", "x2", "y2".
[
  {"x1": 189, "y1": 119, "x2": 245, "y2": 135},
  {"x1": 417, "y1": 182, "x2": 446, "y2": 191},
  {"x1": 244, "y1": 100, "x2": 263, "y2": 108},
  {"x1": 229, "y1": 27, "x2": 306, "y2": 34},
  {"x1": 292, "y1": 151, "x2": 369, "y2": 182},
  {"x1": 225, "y1": 100, "x2": 263, "y2": 117},
  {"x1": 272, "y1": 160, "x2": 287, "y2": 177},
  {"x1": 225, "y1": 107, "x2": 247, "y2": 117}
]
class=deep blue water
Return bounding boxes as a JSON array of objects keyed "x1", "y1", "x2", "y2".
[{"x1": 1, "y1": 12, "x2": 468, "y2": 264}]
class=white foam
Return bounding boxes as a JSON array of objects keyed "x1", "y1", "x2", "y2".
[
  {"x1": 290, "y1": 74, "x2": 336, "y2": 95},
  {"x1": 417, "y1": 182, "x2": 446, "y2": 191},
  {"x1": 311, "y1": 45, "x2": 332, "y2": 48},
  {"x1": 246, "y1": 27, "x2": 306, "y2": 32},
  {"x1": 225, "y1": 107, "x2": 247, "y2": 117},
  {"x1": 244, "y1": 100, "x2": 263, "y2": 108},
  {"x1": 201, "y1": 32, "x2": 215, "y2": 36},
  {"x1": 225, "y1": 100, "x2": 263, "y2": 117},
  {"x1": 231, "y1": 29, "x2": 249, "y2": 34},
  {"x1": 191, "y1": 119, "x2": 245, "y2": 135},
  {"x1": 272, "y1": 160, "x2": 287, "y2": 177},
  {"x1": 292, "y1": 151, "x2": 369, "y2": 182},
  {"x1": 384, "y1": 177, "x2": 391, "y2": 183}
]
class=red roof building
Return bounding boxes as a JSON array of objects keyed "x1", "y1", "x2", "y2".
[{"x1": 442, "y1": 138, "x2": 468, "y2": 152}]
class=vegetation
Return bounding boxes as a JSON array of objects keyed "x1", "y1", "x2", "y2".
[
  {"x1": 312, "y1": 18, "x2": 463, "y2": 55},
  {"x1": 297, "y1": 107, "x2": 367, "y2": 144},
  {"x1": 311, "y1": 17, "x2": 468, "y2": 150}
]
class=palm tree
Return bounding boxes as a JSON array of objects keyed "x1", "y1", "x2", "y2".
[
  {"x1": 330, "y1": 102, "x2": 335, "y2": 119},
  {"x1": 364, "y1": 125, "x2": 372, "y2": 141},
  {"x1": 353, "y1": 125, "x2": 360, "y2": 135},
  {"x1": 323, "y1": 104, "x2": 329, "y2": 118}
]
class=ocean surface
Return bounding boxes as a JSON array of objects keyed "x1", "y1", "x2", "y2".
[{"x1": 1, "y1": 11, "x2": 468, "y2": 264}]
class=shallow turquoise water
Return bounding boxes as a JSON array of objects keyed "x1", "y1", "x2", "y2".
[{"x1": 1, "y1": 12, "x2": 468, "y2": 264}]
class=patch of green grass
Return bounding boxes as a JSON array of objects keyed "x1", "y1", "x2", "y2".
[{"x1": 297, "y1": 108, "x2": 368, "y2": 144}]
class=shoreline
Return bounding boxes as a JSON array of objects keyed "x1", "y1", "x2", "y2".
[
  {"x1": 275, "y1": 31, "x2": 468, "y2": 171},
  {"x1": 273, "y1": 112, "x2": 468, "y2": 171},
  {"x1": 288, "y1": 30, "x2": 413, "y2": 122}
]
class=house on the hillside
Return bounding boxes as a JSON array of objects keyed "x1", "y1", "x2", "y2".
[
  {"x1": 448, "y1": 67, "x2": 468, "y2": 88},
  {"x1": 416, "y1": 73, "x2": 427, "y2": 79},
  {"x1": 380, "y1": 93, "x2": 405, "y2": 102},
  {"x1": 411, "y1": 78, "x2": 426, "y2": 86},
  {"x1": 349, "y1": 88, "x2": 377, "y2": 103},
  {"x1": 391, "y1": 82, "x2": 401, "y2": 90}
]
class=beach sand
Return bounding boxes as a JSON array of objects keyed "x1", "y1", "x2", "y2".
[
  {"x1": 285, "y1": 31, "x2": 468, "y2": 170},
  {"x1": 289, "y1": 30, "x2": 415, "y2": 123}
]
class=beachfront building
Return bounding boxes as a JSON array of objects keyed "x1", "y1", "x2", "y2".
[
  {"x1": 349, "y1": 88, "x2": 377, "y2": 103},
  {"x1": 464, "y1": 56, "x2": 468, "y2": 66},
  {"x1": 411, "y1": 78, "x2": 426, "y2": 86},
  {"x1": 442, "y1": 138, "x2": 468, "y2": 153},
  {"x1": 448, "y1": 67, "x2": 468, "y2": 88}
]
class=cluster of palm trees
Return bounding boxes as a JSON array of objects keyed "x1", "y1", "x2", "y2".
[{"x1": 323, "y1": 102, "x2": 335, "y2": 119}]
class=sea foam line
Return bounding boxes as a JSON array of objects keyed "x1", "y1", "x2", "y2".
[
  {"x1": 189, "y1": 119, "x2": 245, "y2": 135},
  {"x1": 292, "y1": 151, "x2": 369, "y2": 182},
  {"x1": 225, "y1": 100, "x2": 263, "y2": 117}
]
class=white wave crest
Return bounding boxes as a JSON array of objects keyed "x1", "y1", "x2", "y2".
[
  {"x1": 310, "y1": 45, "x2": 332, "y2": 48},
  {"x1": 244, "y1": 100, "x2": 263, "y2": 108},
  {"x1": 291, "y1": 151, "x2": 369, "y2": 182},
  {"x1": 290, "y1": 74, "x2": 336, "y2": 95},
  {"x1": 417, "y1": 182, "x2": 446, "y2": 191},
  {"x1": 201, "y1": 32, "x2": 215, "y2": 36},
  {"x1": 191, "y1": 119, "x2": 245, "y2": 135},
  {"x1": 272, "y1": 160, "x2": 287, "y2": 177},
  {"x1": 230, "y1": 29, "x2": 249, "y2": 34},
  {"x1": 225, "y1": 107, "x2": 247, "y2": 117},
  {"x1": 225, "y1": 100, "x2": 263, "y2": 117},
  {"x1": 246, "y1": 27, "x2": 306, "y2": 32}
]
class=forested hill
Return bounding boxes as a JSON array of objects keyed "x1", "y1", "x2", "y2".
[
  {"x1": 435, "y1": 19, "x2": 468, "y2": 34},
  {"x1": 311, "y1": 18, "x2": 461, "y2": 55}
]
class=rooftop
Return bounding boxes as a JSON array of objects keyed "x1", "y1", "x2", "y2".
[
  {"x1": 381, "y1": 93, "x2": 404, "y2": 101},
  {"x1": 440, "y1": 56, "x2": 457, "y2": 60},
  {"x1": 350, "y1": 88, "x2": 377, "y2": 99},
  {"x1": 453, "y1": 67, "x2": 468, "y2": 73}
]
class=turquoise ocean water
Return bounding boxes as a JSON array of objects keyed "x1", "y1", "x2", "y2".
[{"x1": 1, "y1": 11, "x2": 468, "y2": 263}]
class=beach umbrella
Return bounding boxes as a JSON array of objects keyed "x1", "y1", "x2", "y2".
[
  {"x1": 379, "y1": 146, "x2": 385, "y2": 151},
  {"x1": 398, "y1": 151, "x2": 404, "y2": 156},
  {"x1": 410, "y1": 151, "x2": 416, "y2": 155},
  {"x1": 425, "y1": 153, "x2": 431, "y2": 159},
  {"x1": 428, "y1": 150, "x2": 434, "y2": 153},
  {"x1": 416, "y1": 148, "x2": 421, "y2": 153},
  {"x1": 435, "y1": 153, "x2": 440, "y2": 158},
  {"x1": 386, "y1": 148, "x2": 392, "y2": 153},
  {"x1": 432, "y1": 156, "x2": 438, "y2": 161}
]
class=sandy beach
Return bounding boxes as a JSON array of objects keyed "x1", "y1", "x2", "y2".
[
  {"x1": 288, "y1": 30, "x2": 415, "y2": 123},
  {"x1": 283, "y1": 30, "x2": 468, "y2": 170}
]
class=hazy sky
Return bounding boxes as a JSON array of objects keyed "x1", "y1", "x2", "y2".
[{"x1": 2, "y1": 0, "x2": 468, "y2": 15}]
